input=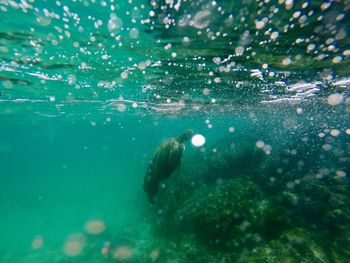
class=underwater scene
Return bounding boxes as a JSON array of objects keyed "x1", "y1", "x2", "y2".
[{"x1": 1, "y1": 0, "x2": 350, "y2": 262}]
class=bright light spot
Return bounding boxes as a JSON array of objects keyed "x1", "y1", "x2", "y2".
[
  {"x1": 327, "y1": 93, "x2": 343, "y2": 105},
  {"x1": 171, "y1": 52, "x2": 177, "y2": 58},
  {"x1": 49, "y1": 96, "x2": 55, "y2": 102},
  {"x1": 84, "y1": 219, "x2": 105, "y2": 235},
  {"x1": 191, "y1": 134, "x2": 205, "y2": 147},
  {"x1": 346, "y1": 128, "x2": 350, "y2": 135},
  {"x1": 229, "y1": 127, "x2": 235, "y2": 133},
  {"x1": 113, "y1": 246, "x2": 133, "y2": 261}
]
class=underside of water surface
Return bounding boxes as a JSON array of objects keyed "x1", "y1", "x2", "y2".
[{"x1": 1, "y1": 0, "x2": 350, "y2": 262}]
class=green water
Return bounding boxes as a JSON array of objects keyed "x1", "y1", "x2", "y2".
[{"x1": 1, "y1": 0, "x2": 350, "y2": 262}]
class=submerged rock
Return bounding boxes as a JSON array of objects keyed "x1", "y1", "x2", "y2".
[
  {"x1": 238, "y1": 228, "x2": 329, "y2": 263},
  {"x1": 187, "y1": 138, "x2": 268, "y2": 185},
  {"x1": 146, "y1": 134, "x2": 350, "y2": 262},
  {"x1": 176, "y1": 178, "x2": 289, "y2": 250}
]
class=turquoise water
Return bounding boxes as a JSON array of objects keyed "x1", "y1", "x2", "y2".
[{"x1": 1, "y1": 0, "x2": 350, "y2": 262}]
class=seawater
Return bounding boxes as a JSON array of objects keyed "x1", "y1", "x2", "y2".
[{"x1": 0, "y1": 0, "x2": 350, "y2": 262}]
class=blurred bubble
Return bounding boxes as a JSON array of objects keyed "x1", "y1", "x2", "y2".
[
  {"x1": 63, "y1": 234, "x2": 86, "y2": 257},
  {"x1": 270, "y1": 31, "x2": 279, "y2": 40},
  {"x1": 150, "y1": 249, "x2": 160, "y2": 261},
  {"x1": 263, "y1": 144, "x2": 272, "y2": 155},
  {"x1": 282, "y1": 57, "x2": 291, "y2": 66},
  {"x1": 255, "y1": 20, "x2": 265, "y2": 30},
  {"x1": 3, "y1": 80, "x2": 13, "y2": 89},
  {"x1": 203, "y1": 88, "x2": 210, "y2": 95},
  {"x1": 330, "y1": 129, "x2": 340, "y2": 137},
  {"x1": 121, "y1": 72, "x2": 128, "y2": 79},
  {"x1": 138, "y1": 62, "x2": 147, "y2": 70},
  {"x1": 101, "y1": 241, "x2": 112, "y2": 255},
  {"x1": 108, "y1": 13, "x2": 123, "y2": 34},
  {"x1": 36, "y1": 15, "x2": 51, "y2": 26},
  {"x1": 31, "y1": 236, "x2": 44, "y2": 250},
  {"x1": 235, "y1": 46, "x2": 244, "y2": 56},
  {"x1": 256, "y1": 140, "x2": 264, "y2": 148},
  {"x1": 84, "y1": 219, "x2": 105, "y2": 235},
  {"x1": 129, "y1": 28, "x2": 139, "y2": 39},
  {"x1": 113, "y1": 246, "x2": 133, "y2": 261},
  {"x1": 117, "y1": 104, "x2": 127, "y2": 112},
  {"x1": 322, "y1": 144, "x2": 332, "y2": 151},
  {"x1": 193, "y1": 10, "x2": 211, "y2": 29},
  {"x1": 332, "y1": 56, "x2": 342, "y2": 64},
  {"x1": 0, "y1": 46, "x2": 9, "y2": 52},
  {"x1": 336, "y1": 170, "x2": 346, "y2": 178},
  {"x1": 327, "y1": 93, "x2": 343, "y2": 105}
]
